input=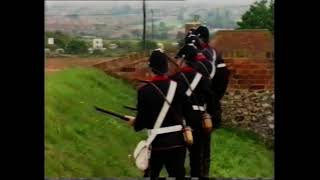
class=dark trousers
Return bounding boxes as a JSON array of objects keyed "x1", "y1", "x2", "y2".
[
  {"x1": 144, "y1": 146, "x2": 186, "y2": 179},
  {"x1": 188, "y1": 130, "x2": 212, "y2": 178},
  {"x1": 202, "y1": 132, "x2": 211, "y2": 177},
  {"x1": 213, "y1": 102, "x2": 222, "y2": 129}
]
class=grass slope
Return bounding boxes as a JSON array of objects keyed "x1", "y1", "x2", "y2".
[{"x1": 45, "y1": 68, "x2": 274, "y2": 178}]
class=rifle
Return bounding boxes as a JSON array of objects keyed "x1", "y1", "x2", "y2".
[
  {"x1": 123, "y1": 105, "x2": 138, "y2": 111},
  {"x1": 94, "y1": 105, "x2": 130, "y2": 121}
]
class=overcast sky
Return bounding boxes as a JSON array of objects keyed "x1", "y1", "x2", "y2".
[
  {"x1": 46, "y1": 0, "x2": 260, "y2": 6},
  {"x1": 187, "y1": 0, "x2": 257, "y2": 3}
]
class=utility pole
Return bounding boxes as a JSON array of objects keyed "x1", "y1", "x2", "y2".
[
  {"x1": 142, "y1": 0, "x2": 146, "y2": 51},
  {"x1": 151, "y1": 9, "x2": 154, "y2": 40}
]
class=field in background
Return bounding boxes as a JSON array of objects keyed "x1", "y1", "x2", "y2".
[
  {"x1": 45, "y1": 68, "x2": 273, "y2": 178},
  {"x1": 45, "y1": 57, "x2": 111, "y2": 73}
]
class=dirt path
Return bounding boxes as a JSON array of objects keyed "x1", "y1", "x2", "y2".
[{"x1": 45, "y1": 57, "x2": 113, "y2": 74}]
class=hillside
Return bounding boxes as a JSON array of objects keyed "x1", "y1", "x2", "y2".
[{"x1": 45, "y1": 68, "x2": 273, "y2": 178}]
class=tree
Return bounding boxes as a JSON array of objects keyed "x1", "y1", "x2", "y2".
[
  {"x1": 45, "y1": 31, "x2": 71, "y2": 49},
  {"x1": 138, "y1": 40, "x2": 157, "y2": 50},
  {"x1": 65, "y1": 39, "x2": 88, "y2": 54},
  {"x1": 237, "y1": 0, "x2": 274, "y2": 33}
]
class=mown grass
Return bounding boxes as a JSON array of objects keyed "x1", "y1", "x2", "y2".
[{"x1": 45, "y1": 68, "x2": 274, "y2": 178}]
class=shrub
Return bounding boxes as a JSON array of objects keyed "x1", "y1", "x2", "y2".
[
  {"x1": 65, "y1": 39, "x2": 89, "y2": 54},
  {"x1": 138, "y1": 40, "x2": 158, "y2": 51}
]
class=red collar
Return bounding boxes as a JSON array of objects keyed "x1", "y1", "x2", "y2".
[
  {"x1": 200, "y1": 43, "x2": 209, "y2": 49},
  {"x1": 149, "y1": 75, "x2": 169, "y2": 82},
  {"x1": 194, "y1": 54, "x2": 207, "y2": 62},
  {"x1": 180, "y1": 66, "x2": 194, "y2": 73}
]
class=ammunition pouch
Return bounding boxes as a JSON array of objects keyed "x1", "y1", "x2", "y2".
[
  {"x1": 202, "y1": 112, "x2": 213, "y2": 133},
  {"x1": 183, "y1": 126, "x2": 193, "y2": 145}
]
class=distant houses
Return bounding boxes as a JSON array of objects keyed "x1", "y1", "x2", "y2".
[
  {"x1": 48, "y1": 38, "x2": 54, "y2": 45},
  {"x1": 93, "y1": 39, "x2": 104, "y2": 49}
]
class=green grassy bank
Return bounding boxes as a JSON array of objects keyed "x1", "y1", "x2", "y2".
[{"x1": 45, "y1": 68, "x2": 273, "y2": 178}]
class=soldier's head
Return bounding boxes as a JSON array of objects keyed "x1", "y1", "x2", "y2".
[
  {"x1": 195, "y1": 25, "x2": 210, "y2": 44},
  {"x1": 185, "y1": 34, "x2": 201, "y2": 49},
  {"x1": 148, "y1": 49, "x2": 168, "y2": 76},
  {"x1": 184, "y1": 28, "x2": 196, "y2": 42},
  {"x1": 175, "y1": 44, "x2": 198, "y2": 67}
]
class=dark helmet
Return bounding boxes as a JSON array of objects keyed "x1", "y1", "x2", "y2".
[
  {"x1": 175, "y1": 44, "x2": 198, "y2": 62},
  {"x1": 148, "y1": 49, "x2": 168, "y2": 75},
  {"x1": 195, "y1": 25, "x2": 210, "y2": 43},
  {"x1": 185, "y1": 34, "x2": 201, "y2": 49},
  {"x1": 184, "y1": 28, "x2": 196, "y2": 41}
]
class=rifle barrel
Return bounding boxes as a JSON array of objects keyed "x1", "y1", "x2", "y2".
[
  {"x1": 123, "y1": 105, "x2": 138, "y2": 111},
  {"x1": 94, "y1": 106, "x2": 129, "y2": 121}
]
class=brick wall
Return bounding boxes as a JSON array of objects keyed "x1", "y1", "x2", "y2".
[
  {"x1": 212, "y1": 29, "x2": 274, "y2": 92},
  {"x1": 214, "y1": 29, "x2": 274, "y2": 59},
  {"x1": 225, "y1": 58, "x2": 274, "y2": 91}
]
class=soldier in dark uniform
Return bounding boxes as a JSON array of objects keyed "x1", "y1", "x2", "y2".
[
  {"x1": 171, "y1": 44, "x2": 216, "y2": 178},
  {"x1": 183, "y1": 28, "x2": 217, "y2": 177},
  {"x1": 194, "y1": 25, "x2": 230, "y2": 176},
  {"x1": 185, "y1": 32, "x2": 215, "y2": 80},
  {"x1": 127, "y1": 49, "x2": 188, "y2": 179},
  {"x1": 195, "y1": 25, "x2": 230, "y2": 129}
]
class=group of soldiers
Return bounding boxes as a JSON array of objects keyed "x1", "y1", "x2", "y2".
[{"x1": 125, "y1": 25, "x2": 230, "y2": 179}]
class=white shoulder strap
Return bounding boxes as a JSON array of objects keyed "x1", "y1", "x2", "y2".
[
  {"x1": 186, "y1": 73, "x2": 202, "y2": 97},
  {"x1": 212, "y1": 48, "x2": 217, "y2": 62},
  {"x1": 146, "y1": 81, "x2": 177, "y2": 145},
  {"x1": 209, "y1": 49, "x2": 217, "y2": 79},
  {"x1": 209, "y1": 61, "x2": 216, "y2": 79}
]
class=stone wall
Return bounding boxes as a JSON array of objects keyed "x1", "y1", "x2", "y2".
[
  {"x1": 221, "y1": 89, "x2": 274, "y2": 144},
  {"x1": 219, "y1": 58, "x2": 274, "y2": 144},
  {"x1": 212, "y1": 61, "x2": 274, "y2": 145}
]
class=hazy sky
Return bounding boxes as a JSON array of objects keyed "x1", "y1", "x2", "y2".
[
  {"x1": 187, "y1": 0, "x2": 257, "y2": 4},
  {"x1": 46, "y1": 0, "x2": 259, "y2": 6}
]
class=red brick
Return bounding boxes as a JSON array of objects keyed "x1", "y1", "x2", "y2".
[
  {"x1": 252, "y1": 70, "x2": 268, "y2": 74},
  {"x1": 266, "y1": 70, "x2": 274, "y2": 74},
  {"x1": 239, "y1": 63, "x2": 260, "y2": 69},
  {"x1": 238, "y1": 80, "x2": 250, "y2": 84},
  {"x1": 228, "y1": 68, "x2": 237, "y2": 74},
  {"x1": 266, "y1": 84, "x2": 274, "y2": 89},
  {"x1": 249, "y1": 85, "x2": 265, "y2": 90},
  {"x1": 229, "y1": 79, "x2": 238, "y2": 84},
  {"x1": 237, "y1": 69, "x2": 251, "y2": 74},
  {"x1": 249, "y1": 75, "x2": 272, "y2": 79},
  {"x1": 250, "y1": 79, "x2": 267, "y2": 84},
  {"x1": 239, "y1": 84, "x2": 249, "y2": 89},
  {"x1": 232, "y1": 74, "x2": 240, "y2": 79},
  {"x1": 246, "y1": 64, "x2": 260, "y2": 69},
  {"x1": 266, "y1": 64, "x2": 274, "y2": 69},
  {"x1": 230, "y1": 86, "x2": 236, "y2": 90}
]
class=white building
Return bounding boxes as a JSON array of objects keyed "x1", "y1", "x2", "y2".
[
  {"x1": 48, "y1": 38, "x2": 54, "y2": 45},
  {"x1": 93, "y1": 38, "x2": 104, "y2": 49}
]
